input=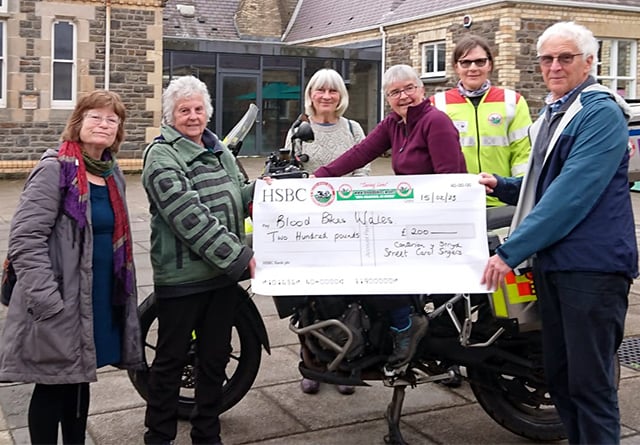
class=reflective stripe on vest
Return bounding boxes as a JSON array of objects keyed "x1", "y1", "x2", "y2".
[
  {"x1": 504, "y1": 88, "x2": 516, "y2": 128},
  {"x1": 434, "y1": 91, "x2": 447, "y2": 112}
]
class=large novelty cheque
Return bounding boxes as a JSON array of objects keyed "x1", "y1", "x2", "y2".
[{"x1": 252, "y1": 174, "x2": 488, "y2": 296}]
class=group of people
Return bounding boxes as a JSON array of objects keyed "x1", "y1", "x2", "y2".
[{"x1": 0, "y1": 19, "x2": 635, "y2": 445}]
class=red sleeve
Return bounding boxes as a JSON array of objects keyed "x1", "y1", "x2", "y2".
[{"x1": 426, "y1": 109, "x2": 467, "y2": 173}]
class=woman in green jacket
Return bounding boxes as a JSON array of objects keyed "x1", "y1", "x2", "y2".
[{"x1": 142, "y1": 75, "x2": 255, "y2": 445}]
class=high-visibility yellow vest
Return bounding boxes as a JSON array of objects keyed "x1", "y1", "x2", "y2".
[{"x1": 431, "y1": 87, "x2": 532, "y2": 207}]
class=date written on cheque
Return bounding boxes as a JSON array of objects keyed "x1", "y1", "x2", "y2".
[{"x1": 419, "y1": 192, "x2": 457, "y2": 203}]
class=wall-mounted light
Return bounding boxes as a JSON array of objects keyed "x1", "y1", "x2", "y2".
[{"x1": 463, "y1": 15, "x2": 473, "y2": 29}]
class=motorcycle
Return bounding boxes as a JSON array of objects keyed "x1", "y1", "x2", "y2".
[
  {"x1": 127, "y1": 284, "x2": 268, "y2": 419},
  {"x1": 259, "y1": 121, "x2": 572, "y2": 444},
  {"x1": 128, "y1": 114, "x2": 618, "y2": 443},
  {"x1": 272, "y1": 204, "x2": 567, "y2": 445}
]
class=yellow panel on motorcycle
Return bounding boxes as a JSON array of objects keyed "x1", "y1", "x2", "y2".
[{"x1": 490, "y1": 270, "x2": 539, "y2": 330}]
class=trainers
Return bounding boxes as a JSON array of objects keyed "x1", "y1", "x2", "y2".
[
  {"x1": 336, "y1": 385, "x2": 355, "y2": 395},
  {"x1": 387, "y1": 314, "x2": 428, "y2": 368},
  {"x1": 300, "y1": 378, "x2": 320, "y2": 394}
]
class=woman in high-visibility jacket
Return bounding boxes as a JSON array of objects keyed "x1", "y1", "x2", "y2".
[{"x1": 430, "y1": 34, "x2": 532, "y2": 207}]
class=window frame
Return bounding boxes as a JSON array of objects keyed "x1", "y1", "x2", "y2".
[
  {"x1": 597, "y1": 38, "x2": 637, "y2": 99},
  {"x1": 0, "y1": 0, "x2": 7, "y2": 14},
  {"x1": 51, "y1": 19, "x2": 77, "y2": 109},
  {"x1": 421, "y1": 41, "x2": 447, "y2": 79},
  {"x1": 0, "y1": 20, "x2": 5, "y2": 108}
]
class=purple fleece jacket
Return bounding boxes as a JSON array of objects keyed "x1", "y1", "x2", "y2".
[{"x1": 314, "y1": 99, "x2": 466, "y2": 177}]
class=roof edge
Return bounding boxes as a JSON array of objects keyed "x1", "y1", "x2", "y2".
[
  {"x1": 284, "y1": 0, "x2": 640, "y2": 45},
  {"x1": 282, "y1": 0, "x2": 304, "y2": 42}
]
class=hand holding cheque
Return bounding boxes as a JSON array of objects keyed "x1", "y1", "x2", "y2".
[{"x1": 251, "y1": 174, "x2": 489, "y2": 296}]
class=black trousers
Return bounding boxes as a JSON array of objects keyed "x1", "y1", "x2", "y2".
[
  {"x1": 144, "y1": 285, "x2": 241, "y2": 444},
  {"x1": 535, "y1": 269, "x2": 629, "y2": 445},
  {"x1": 29, "y1": 383, "x2": 90, "y2": 445}
]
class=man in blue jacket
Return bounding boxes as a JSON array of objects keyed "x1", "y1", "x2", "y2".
[{"x1": 479, "y1": 21, "x2": 638, "y2": 444}]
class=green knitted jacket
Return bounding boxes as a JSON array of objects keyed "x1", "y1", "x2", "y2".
[{"x1": 142, "y1": 126, "x2": 254, "y2": 293}]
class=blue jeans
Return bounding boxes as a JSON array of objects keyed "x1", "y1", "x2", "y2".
[{"x1": 534, "y1": 269, "x2": 629, "y2": 445}]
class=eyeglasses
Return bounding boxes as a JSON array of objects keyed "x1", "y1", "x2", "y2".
[
  {"x1": 386, "y1": 84, "x2": 419, "y2": 99},
  {"x1": 537, "y1": 53, "x2": 583, "y2": 67},
  {"x1": 85, "y1": 113, "x2": 120, "y2": 128},
  {"x1": 457, "y1": 58, "x2": 489, "y2": 68}
]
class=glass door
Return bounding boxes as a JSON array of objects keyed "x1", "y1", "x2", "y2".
[
  {"x1": 261, "y1": 69, "x2": 302, "y2": 153},
  {"x1": 217, "y1": 73, "x2": 261, "y2": 156}
]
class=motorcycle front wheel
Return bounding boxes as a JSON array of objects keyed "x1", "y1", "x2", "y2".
[{"x1": 127, "y1": 289, "x2": 263, "y2": 419}]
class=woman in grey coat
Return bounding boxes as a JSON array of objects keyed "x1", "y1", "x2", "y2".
[{"x1": 0, "y1": 90, "x2": 143, "y2": 444}]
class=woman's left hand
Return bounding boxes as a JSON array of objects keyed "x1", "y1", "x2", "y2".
[{"x1": 247, "y1": 257, "x2": 256, "y2": 279}]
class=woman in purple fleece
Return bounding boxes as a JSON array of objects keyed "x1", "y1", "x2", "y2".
[{"x1": 314, "y1": 64, "x2": 466, "y2": 371}]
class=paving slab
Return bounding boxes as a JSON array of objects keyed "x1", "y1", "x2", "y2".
[
  {"x1": 260, "y1": 379, "x2": 471, "y2": 431},
  {"x1": 252, "y1": 346, "x2": 300, "y2": 388},
  {"x1": 403, "y1": 403, "x2": 562, "y2": 445},
  {"x1": 242, "y1": 418, "x2": 435, "y2": 445},
  {"x1": 0, "y1": 157, "x2": 639, "y2": 444}
]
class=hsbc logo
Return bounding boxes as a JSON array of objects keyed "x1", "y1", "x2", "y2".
[{"x1": 261, "y1": 187, "x2": 308, "y2": 202}]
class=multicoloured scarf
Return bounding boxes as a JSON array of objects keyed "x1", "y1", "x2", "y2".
[
  {"x1": 58, "y1": 140, "x2": 134, "y2": 307},
  {"x1": 457, "y1": 79, "x2": 492, "y2": 98}
]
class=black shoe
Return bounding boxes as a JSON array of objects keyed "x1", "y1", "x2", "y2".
[{"x1": 387, "y1": 314, "x2": 428, "y2": 368}]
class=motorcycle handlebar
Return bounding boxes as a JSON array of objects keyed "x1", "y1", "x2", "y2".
[{"x1": 486, "y1": 205, "x2": 515, "y2": 231}]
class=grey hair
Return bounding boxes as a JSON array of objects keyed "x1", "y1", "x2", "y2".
[
  {"x1": 537, "y1": 21, "x2": 599, "y2": 77},
  {"x1": 304, "y1": 69, "x2": 349, "y2": 117},
  {"x1": 382, "y1": 64, "x2": 424, "y2": 93},
  {"x1": 162, "y1": 76, "x2": 214, "y2": 126}
]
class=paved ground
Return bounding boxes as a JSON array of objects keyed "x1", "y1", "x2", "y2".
[{"x1": 0, "y1": 156, "x2": 640, "y2": 445}]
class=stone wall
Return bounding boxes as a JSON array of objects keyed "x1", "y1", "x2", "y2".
[
  {"x1": 305, "y1": 3, "x2": 640, "y2": 118},
  {"x1": 0, "y1": 0, "x2": 163, "y2": 173},
  {"x1": 236, "y1": 0, "x2": 287, "y2": 40}
]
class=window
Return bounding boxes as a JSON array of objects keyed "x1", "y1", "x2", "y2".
[
  {"x1": 421, "y1": 41, "x2": 446, "y2": 79},
  {"x1": 51, "y1": 20, "x2": 76, "y2": 108},
  {"x1": 597, "y1": 39, "x2": 637, "y2": 99},
  {"x1": 0, "y1": 21, "x2": 5, "y2": 108},
  {"x1": 0, "y1": 0, "x2": 6, "y2": 13}
]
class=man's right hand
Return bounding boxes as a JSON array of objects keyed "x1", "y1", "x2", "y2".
[{"x1": 478, "y1": 173, "x2": 498, "y2": 194}]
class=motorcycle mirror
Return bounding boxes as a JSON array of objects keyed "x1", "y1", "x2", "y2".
[{"x1": 293, "y1": 121, "x2": 314, "y2": 143}]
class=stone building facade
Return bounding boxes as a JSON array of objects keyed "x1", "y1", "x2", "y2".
[
  {"x1": 1, "y1": 0, "x2": 638, "y2": 174},
  {"x1": 0, "y1": 0, "x2": 164, "y2": 173},
  {"x1": 292, "y1": 2, "x2": 640, "y2": 116}
]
